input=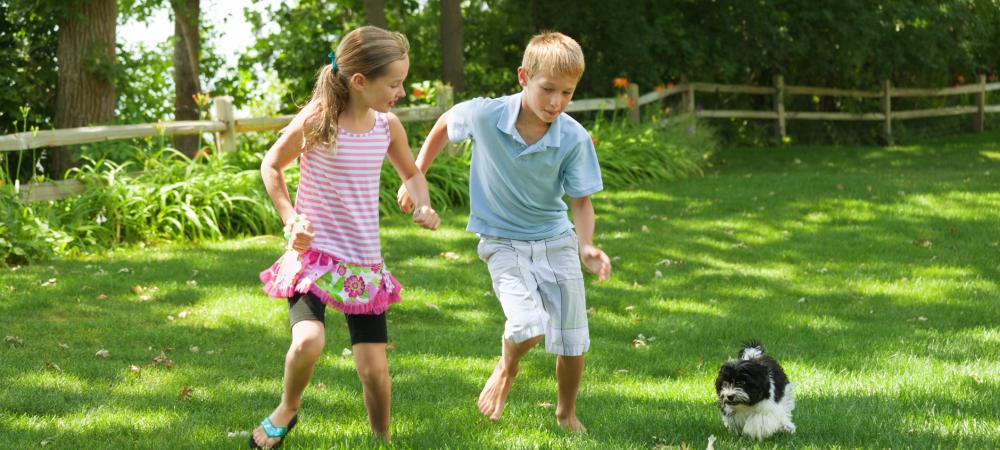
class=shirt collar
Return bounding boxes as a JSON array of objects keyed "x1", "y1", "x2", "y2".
[{"x1": 497, "y1": 92, "x2": 562, "y2": 154}]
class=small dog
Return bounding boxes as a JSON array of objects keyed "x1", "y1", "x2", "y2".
[{"x1": 715, "y1": 341, "x2": 796, "y2": 440}]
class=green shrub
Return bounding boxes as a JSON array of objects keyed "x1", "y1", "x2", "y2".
[{"x1": 592, "y1": 114, "x2": 716, "y2": 189}]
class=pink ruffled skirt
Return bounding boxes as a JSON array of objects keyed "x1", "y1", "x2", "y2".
[{"x1": 260, "y1": 248, "x2": 402, "y2": 315}]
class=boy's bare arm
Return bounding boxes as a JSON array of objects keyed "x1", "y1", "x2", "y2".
[
  {"x1": 397, "y1": 111, "x2": 450, "y2": 212},
  {"x1": 570, "y1": 196, "x2": 611, "y2": 281},
  {"x1": 415, "y1": 110, "x2": 451, "y2": 173}
]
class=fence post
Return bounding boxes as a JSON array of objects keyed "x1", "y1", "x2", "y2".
[
  {"x1": 438, "y1": 84, "x2": 454, "y2": 111},
  {"x1": 680, "y1": 75, "x2": 695, "y2": 114},
  {"x1": 881, "y1": 80, "x2": 893, "y2": 145},
  {"x1": 213, "y1": 96, "x2": 236, "y2": 153},
  {"x1": 627, "y1": 83, "x2": 640, "y2": 124},
  {"x1": 975, "y1": 74, "x2": 986, "y2": 133},
  {"x1": 774, "y1": 74, "x2": 786, "y2": 141}
]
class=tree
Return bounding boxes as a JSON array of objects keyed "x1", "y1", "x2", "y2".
[
  {"x1": 51, "y1": 0, "x2": 118, "y2": 179},
  {"x1": 171, "y1": 0, "x2": 201, "y2": 157},
  {"x1": 364, "y1": 0, "x2": 387, "y2": 29},
  {"x1": 440, "y1": 0, "x2": 465, "y2": 92}
]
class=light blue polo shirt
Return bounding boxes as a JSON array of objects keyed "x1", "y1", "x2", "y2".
[{"x1": 447, "y1": 93, "x2": 603, "y2": 240}]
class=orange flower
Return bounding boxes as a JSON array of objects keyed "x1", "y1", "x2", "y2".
[
  {"x1": 612, "y1": 77, "x2": 629, "y2": 88},
  {"x1": 956, "y1": 74, "x2": 966, "y2": 84},
  {"x1": 412, "y1": 88, "x2": 425, "y2": 99},
  {"x1": 655, "y1": 85, "x2": 665, "y2": 92},
  {"x1": 667, "y1": 82, "x2": 675, "y2": 90},
  {"x1": 195, "y1": 147, "x2": 212, "y2": 158}
]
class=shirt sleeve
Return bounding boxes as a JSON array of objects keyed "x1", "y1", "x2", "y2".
[
  {"x1": 446, "y1": 98, "x2": 485, "y2": 143},
  {"x1": 561, "y1": 134, "x2": 604, "y2": 198}
]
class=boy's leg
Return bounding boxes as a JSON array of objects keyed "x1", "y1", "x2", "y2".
[
  {"x1": 347, "y1": 312, "x2": 391, "y2": 440},
  {"x1": 556, "y1": 355, "x2": 586, "y2": 432},
  {"x1": 253, "y1": 294, "x2": 327, "y2": 448},
  {"x1": 477, "y1": 236, "x2": 549, "y2": 421},
  {"x1": 479, "y1": 335, "x2": 542, "y2": 420},
  {"x1": 535, "y1": 231, "x2": 590, "y2": 432}
]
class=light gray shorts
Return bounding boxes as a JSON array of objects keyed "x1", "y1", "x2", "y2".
[{"x1": 476, "y1": 230, "x2": 589, "y2": 356}]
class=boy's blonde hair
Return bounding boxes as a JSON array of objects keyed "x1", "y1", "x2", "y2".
[
  {"x1": 521, "y1": 31, "x2": 585, "y2": 80},
  {"x1": 301, "y1": 26, "x2": 409, "y2": 150}
]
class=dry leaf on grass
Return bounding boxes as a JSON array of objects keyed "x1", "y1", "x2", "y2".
[
  {"x1": 439, "y1": 251, "x2": 461, "y2": 260},
  {"x1": 5, "y1": 336, "x2": 24, "y2": 348},
  {"x1": 179, "y1": 386, "x2": 194, "y2": 400}
]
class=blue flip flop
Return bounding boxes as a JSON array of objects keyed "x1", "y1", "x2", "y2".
[{"x1": 248, "y1": 414, "x2": 298, "y2": 449}]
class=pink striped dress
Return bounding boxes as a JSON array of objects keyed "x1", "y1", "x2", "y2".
[{"x1": 260, "y1": 112, "x2": 402, "y2": 314}]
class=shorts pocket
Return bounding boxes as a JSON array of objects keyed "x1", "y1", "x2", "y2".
[{"x1": 545, "y1": 234, "x2": 583, "y2": 281}]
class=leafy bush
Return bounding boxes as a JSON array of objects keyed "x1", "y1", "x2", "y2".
[
  {"x1": 0, "y1": 116, "x2": 714, "y2": 265},
  {"x1": 592, "y1": 114, "x2": 716, "y2": 189}
]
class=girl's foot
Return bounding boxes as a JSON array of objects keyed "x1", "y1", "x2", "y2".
[{"x1": 251, "y1": 406, "x2": 298, "y2": 449}]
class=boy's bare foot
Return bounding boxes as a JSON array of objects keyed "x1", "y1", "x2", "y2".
[
  {"x1": 556, "y1": 414, "x2": 587, "y2": 434},
  {"x1": 477, "y1": 361, "x2": 518, "y2": 421}
]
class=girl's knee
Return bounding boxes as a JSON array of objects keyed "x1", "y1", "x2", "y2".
[
  {"x1": 290, "y1": 334, "x2": 325, "y2": 359},
  {"x1": 356, "y1": 362, "x2": 389, "y2": 386}
]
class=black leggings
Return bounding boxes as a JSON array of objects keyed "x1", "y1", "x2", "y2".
[{"x1": 288, "y1": 293, "x2": 388, "y2": 344}]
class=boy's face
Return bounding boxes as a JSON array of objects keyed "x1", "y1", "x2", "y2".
[{"x1": 517, "y1": 67, "x2": 579, "y2": 124}]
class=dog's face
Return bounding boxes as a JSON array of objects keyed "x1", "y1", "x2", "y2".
[{"x1": 715, "y1": 360, "x2": 770, "y2": 407}]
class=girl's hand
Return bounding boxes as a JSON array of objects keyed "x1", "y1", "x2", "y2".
[
  {"x1": 580, "y1": 244, "x2": 611, "y2": 281},
  {"x1": 396, "y1": 185, "x2": 414, "y2": 213},
  {"x1": 284, "y1": 214, "x2": 314, "y2": 253},
  {"x1": 412, "y1": 205, "x2": 440, "y2": 230}
]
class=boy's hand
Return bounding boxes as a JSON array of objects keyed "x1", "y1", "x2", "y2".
[
  {"x1": 412, "y1": 205, "x2": 440, "y2": 230},
  {"x1": 580, "y1": 244, "x2": 611, "y2": 281},
  {"x1": 396, "y1": 185, "x2": 414, "y2": 213},
  {"x1": 284, "y1": 214, "x2": 314, "y2": 253}
]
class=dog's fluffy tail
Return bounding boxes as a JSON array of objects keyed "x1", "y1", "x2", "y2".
[{"x1": 738, "y1": 340, "x2": 765, "y2": 360}]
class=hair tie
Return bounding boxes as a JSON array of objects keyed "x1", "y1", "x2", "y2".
[{"x1": 328, "y1": 51, "x2": 337, "y2": 71}]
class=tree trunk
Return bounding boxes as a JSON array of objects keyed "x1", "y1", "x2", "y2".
[
  {"x1": 364, "y1": 0, "x2": 387, "y2": 29},
  {"x1": 171, "y1": 0, "x2": 201, "y2": 157},
  {"x1": 440, "y1": 0, "x2": 465, "y2": 93},
  {"x1": 52, "y1": 0, "x2": 117, "y2": 179}
]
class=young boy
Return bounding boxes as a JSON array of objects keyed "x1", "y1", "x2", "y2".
[{"x1": 397, "y1": 32, "x2": 610, "y2": 432}]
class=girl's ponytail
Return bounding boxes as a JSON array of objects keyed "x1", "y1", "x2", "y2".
[{"x1": 300, "y1": 26, "x2": 409, "y2": 153}]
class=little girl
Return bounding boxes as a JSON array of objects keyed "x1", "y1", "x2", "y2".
[{"x1": 251, "y1": 26, "x2": 439, "y2": 448}]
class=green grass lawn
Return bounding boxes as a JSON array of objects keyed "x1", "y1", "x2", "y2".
[{"x1": 2, "y1": 131, "x2": 999, "y2": 449}]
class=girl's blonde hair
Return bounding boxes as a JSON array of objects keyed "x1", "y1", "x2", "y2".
[{"x1": 301, "y1": 26, "x2": 409, "y2": 150}]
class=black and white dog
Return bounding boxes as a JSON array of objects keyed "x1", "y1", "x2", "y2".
[{"x1": 715, "y1": 341, "x2": 796, "y2": 440}]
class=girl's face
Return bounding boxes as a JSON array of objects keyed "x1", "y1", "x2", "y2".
[
  {"x1": 517, "y1": 67, "x2": 579, "y2": 125},
  {"x1": 353, "y1": 55, "x2": 410, "y2": 113}
]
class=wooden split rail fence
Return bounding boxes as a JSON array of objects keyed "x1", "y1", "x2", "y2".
[{"x1": 2, "y1": 76, "x2": 998, "y2": 202}]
